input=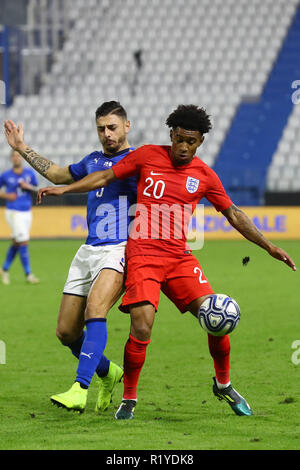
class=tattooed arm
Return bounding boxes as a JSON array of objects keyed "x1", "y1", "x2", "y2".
[
  {"x1": 4, "y1": 120, "x2": 73, "y2": 184},
  {"x1": 17, "y1": 145, "x2": 73, "y2": 184},
  {"x1": 222, "y1": 204, "x2": 296, "y2": 271}
]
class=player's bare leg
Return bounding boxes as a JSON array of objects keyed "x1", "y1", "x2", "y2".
[
  {"x1": 115, "y1": 302, "x2": 155, "y2": 420},
  {"x1": 56, "y1": 293, "x2": 86, "y2": 345},
  {"x1": 128, "y1": 301, "x2": 156, "y2": 341},
  {"x1": 188, "y1": 296, "x2": 252, "y2": 416},
  {"x1": 85, "y1": 268, "x2": 124, "y2": 320}
]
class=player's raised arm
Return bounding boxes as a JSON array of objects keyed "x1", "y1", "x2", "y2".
[
  {"x1": 37, "y1": 168, "x2": 116, "y2": 204},
  {"x1": 4, "y1": 120, "x2": 73, "y2": 184},
  {"x1": 222, "y1": 204, "x2": 297, "y2": 271}
]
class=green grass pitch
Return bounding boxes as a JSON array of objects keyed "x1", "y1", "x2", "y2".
[{"x1": 0, "y1": 239, "x2": 299, "y2": 450}]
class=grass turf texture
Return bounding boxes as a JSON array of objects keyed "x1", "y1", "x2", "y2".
[{"x1": 0, "y1": 239, "x2": 299, "y2": 450}]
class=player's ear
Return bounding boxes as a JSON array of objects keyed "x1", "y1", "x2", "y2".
[
  {"x1": 125, "y1": 120, "x2": 131, "y2": 135},
  {"x1": 170, "y1": 129, "x2": 173, "y2": 141}
]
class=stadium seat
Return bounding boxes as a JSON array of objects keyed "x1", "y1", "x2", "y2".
[{"x1": 0, "y1": 0, "x2": 299, "y2": 198}]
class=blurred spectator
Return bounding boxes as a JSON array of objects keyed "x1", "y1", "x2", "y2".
[{"x1": 131, "y1": 49, "x2": 143, "y2": 96}]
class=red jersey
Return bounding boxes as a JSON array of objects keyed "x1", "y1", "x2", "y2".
[{"x1": 113, "y1": 145, "x2": 232, "y2": 257}]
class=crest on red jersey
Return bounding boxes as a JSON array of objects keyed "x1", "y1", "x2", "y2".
[{"x1": 186, "y1": 176, "x2": 199, "y2": 193}]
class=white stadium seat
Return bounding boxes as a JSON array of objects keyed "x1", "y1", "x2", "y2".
[{"x1": 0, "y1": 0, "x2": 299, "y2": 183}]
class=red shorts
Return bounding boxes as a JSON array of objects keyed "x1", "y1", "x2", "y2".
[{"x1": 119, "y1": 253, "x2": 214, "y2": 314}]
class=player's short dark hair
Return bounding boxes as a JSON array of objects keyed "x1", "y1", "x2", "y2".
[
  {"x1": 166, "y1": 104, "x2": 212, "y2": 134},
  {"x1": 95, "y1": 101, "x2": 127, "y2": 120}
]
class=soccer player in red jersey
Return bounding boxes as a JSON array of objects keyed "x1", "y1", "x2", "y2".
[{"x1": 37, "y1": 105, "x2": 296, "y2": 419}]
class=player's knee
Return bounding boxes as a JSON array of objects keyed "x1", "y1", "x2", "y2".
[
  {"x1": 56, "y1": 325, "x2": 78, "y2": 345},
  {"x1": 131, "y1": 323, "x2": 152, "y2": 342},
  {"x1": 129, "y1": 304, "x2": 155, "y2": 341}
]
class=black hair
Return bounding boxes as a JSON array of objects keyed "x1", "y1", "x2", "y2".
[
  {"x1": 166, "y1": 104, "x2": 212, "y2": 134},
  {"x1": 95, "y1": 101, "x2": 127, "y2": 120}
]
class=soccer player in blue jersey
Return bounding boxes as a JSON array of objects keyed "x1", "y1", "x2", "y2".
[
  {"x1": 0, "y1": 150, "x2": 40, "y2": 285},
  {"x1": 4, "y1": 102, "x2": 137, "y2": 413}
]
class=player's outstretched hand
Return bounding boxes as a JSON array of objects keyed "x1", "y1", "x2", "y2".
[
  {"x1": 37, "y1": 186, "x2": 66, "y2": 204},
  {"x1": 268, "y1": 245, "x2": 297, "y2": 271},
  {"x1": 4, "y1": 120, "x2": 25, "y2": 151}
]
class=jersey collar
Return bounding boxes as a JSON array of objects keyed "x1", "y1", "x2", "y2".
[{"x1": 103, "y1": 147, "x2": 131, "y2": 159}]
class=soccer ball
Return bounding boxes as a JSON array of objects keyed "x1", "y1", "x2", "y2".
[{"x1": 198, "y1": 294, "x2": 240, "y2": 336}]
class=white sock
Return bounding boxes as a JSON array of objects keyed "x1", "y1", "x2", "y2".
[{"x1": 216, "y1": 378, "x2": 231, "y2": 389}]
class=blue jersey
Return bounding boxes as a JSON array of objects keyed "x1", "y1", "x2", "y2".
[
  {"x1": 69, "y1": 147, "x2": 137, "y2": 246},
  {"x1": 0, "y1": 167, "x2": 38, "y2": 211}
]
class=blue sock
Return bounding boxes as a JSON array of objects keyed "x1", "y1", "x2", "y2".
[
  {"x1": 19, "y1": 244, "x2": 31, "y2": 276},
  {"x1": 2, "y1": 244, "x2": 19, "y2": 271},
  {"x1": 97, "y1": 354, "x2": 110, "y2": 378},
  {"x1": 65, "y1": 331, "x2": 86, "y2": 359},
  {"x1": 65, "y1": 330, "x2": 110, "y2": 377},
  {"x1": 76, "y1": 318, "x2": 108, "y2": 388}
]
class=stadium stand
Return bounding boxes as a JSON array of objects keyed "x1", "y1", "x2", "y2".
[
  {"x1": 267, "y1": 82, "x2": 300, "y2": 193},
  {"x1": 0, "y1": 0, "x2": 299, "y2": 203},
  {"x1": 214, "y1": 4, "x2": 300, "y2": 204}
]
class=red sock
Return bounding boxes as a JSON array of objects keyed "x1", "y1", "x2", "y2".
[
  {"x1": 123, "y1": 334, "x2": 151, "y2": 400},
  {"x1": 208, "y1": 334, "x2": 230, "y2": 384}
]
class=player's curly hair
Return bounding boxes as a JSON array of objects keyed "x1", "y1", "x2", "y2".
[
  {"x1": 166, "y1": 104, "x2": 212, "y2": 134},
  {"x1": 95, "y1": 101, "x2": 127, "y2": 120}
]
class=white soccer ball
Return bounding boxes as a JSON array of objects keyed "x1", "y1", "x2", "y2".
[{"x1": 198, "y1": 294, "x2": 240, "y2": 336}]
